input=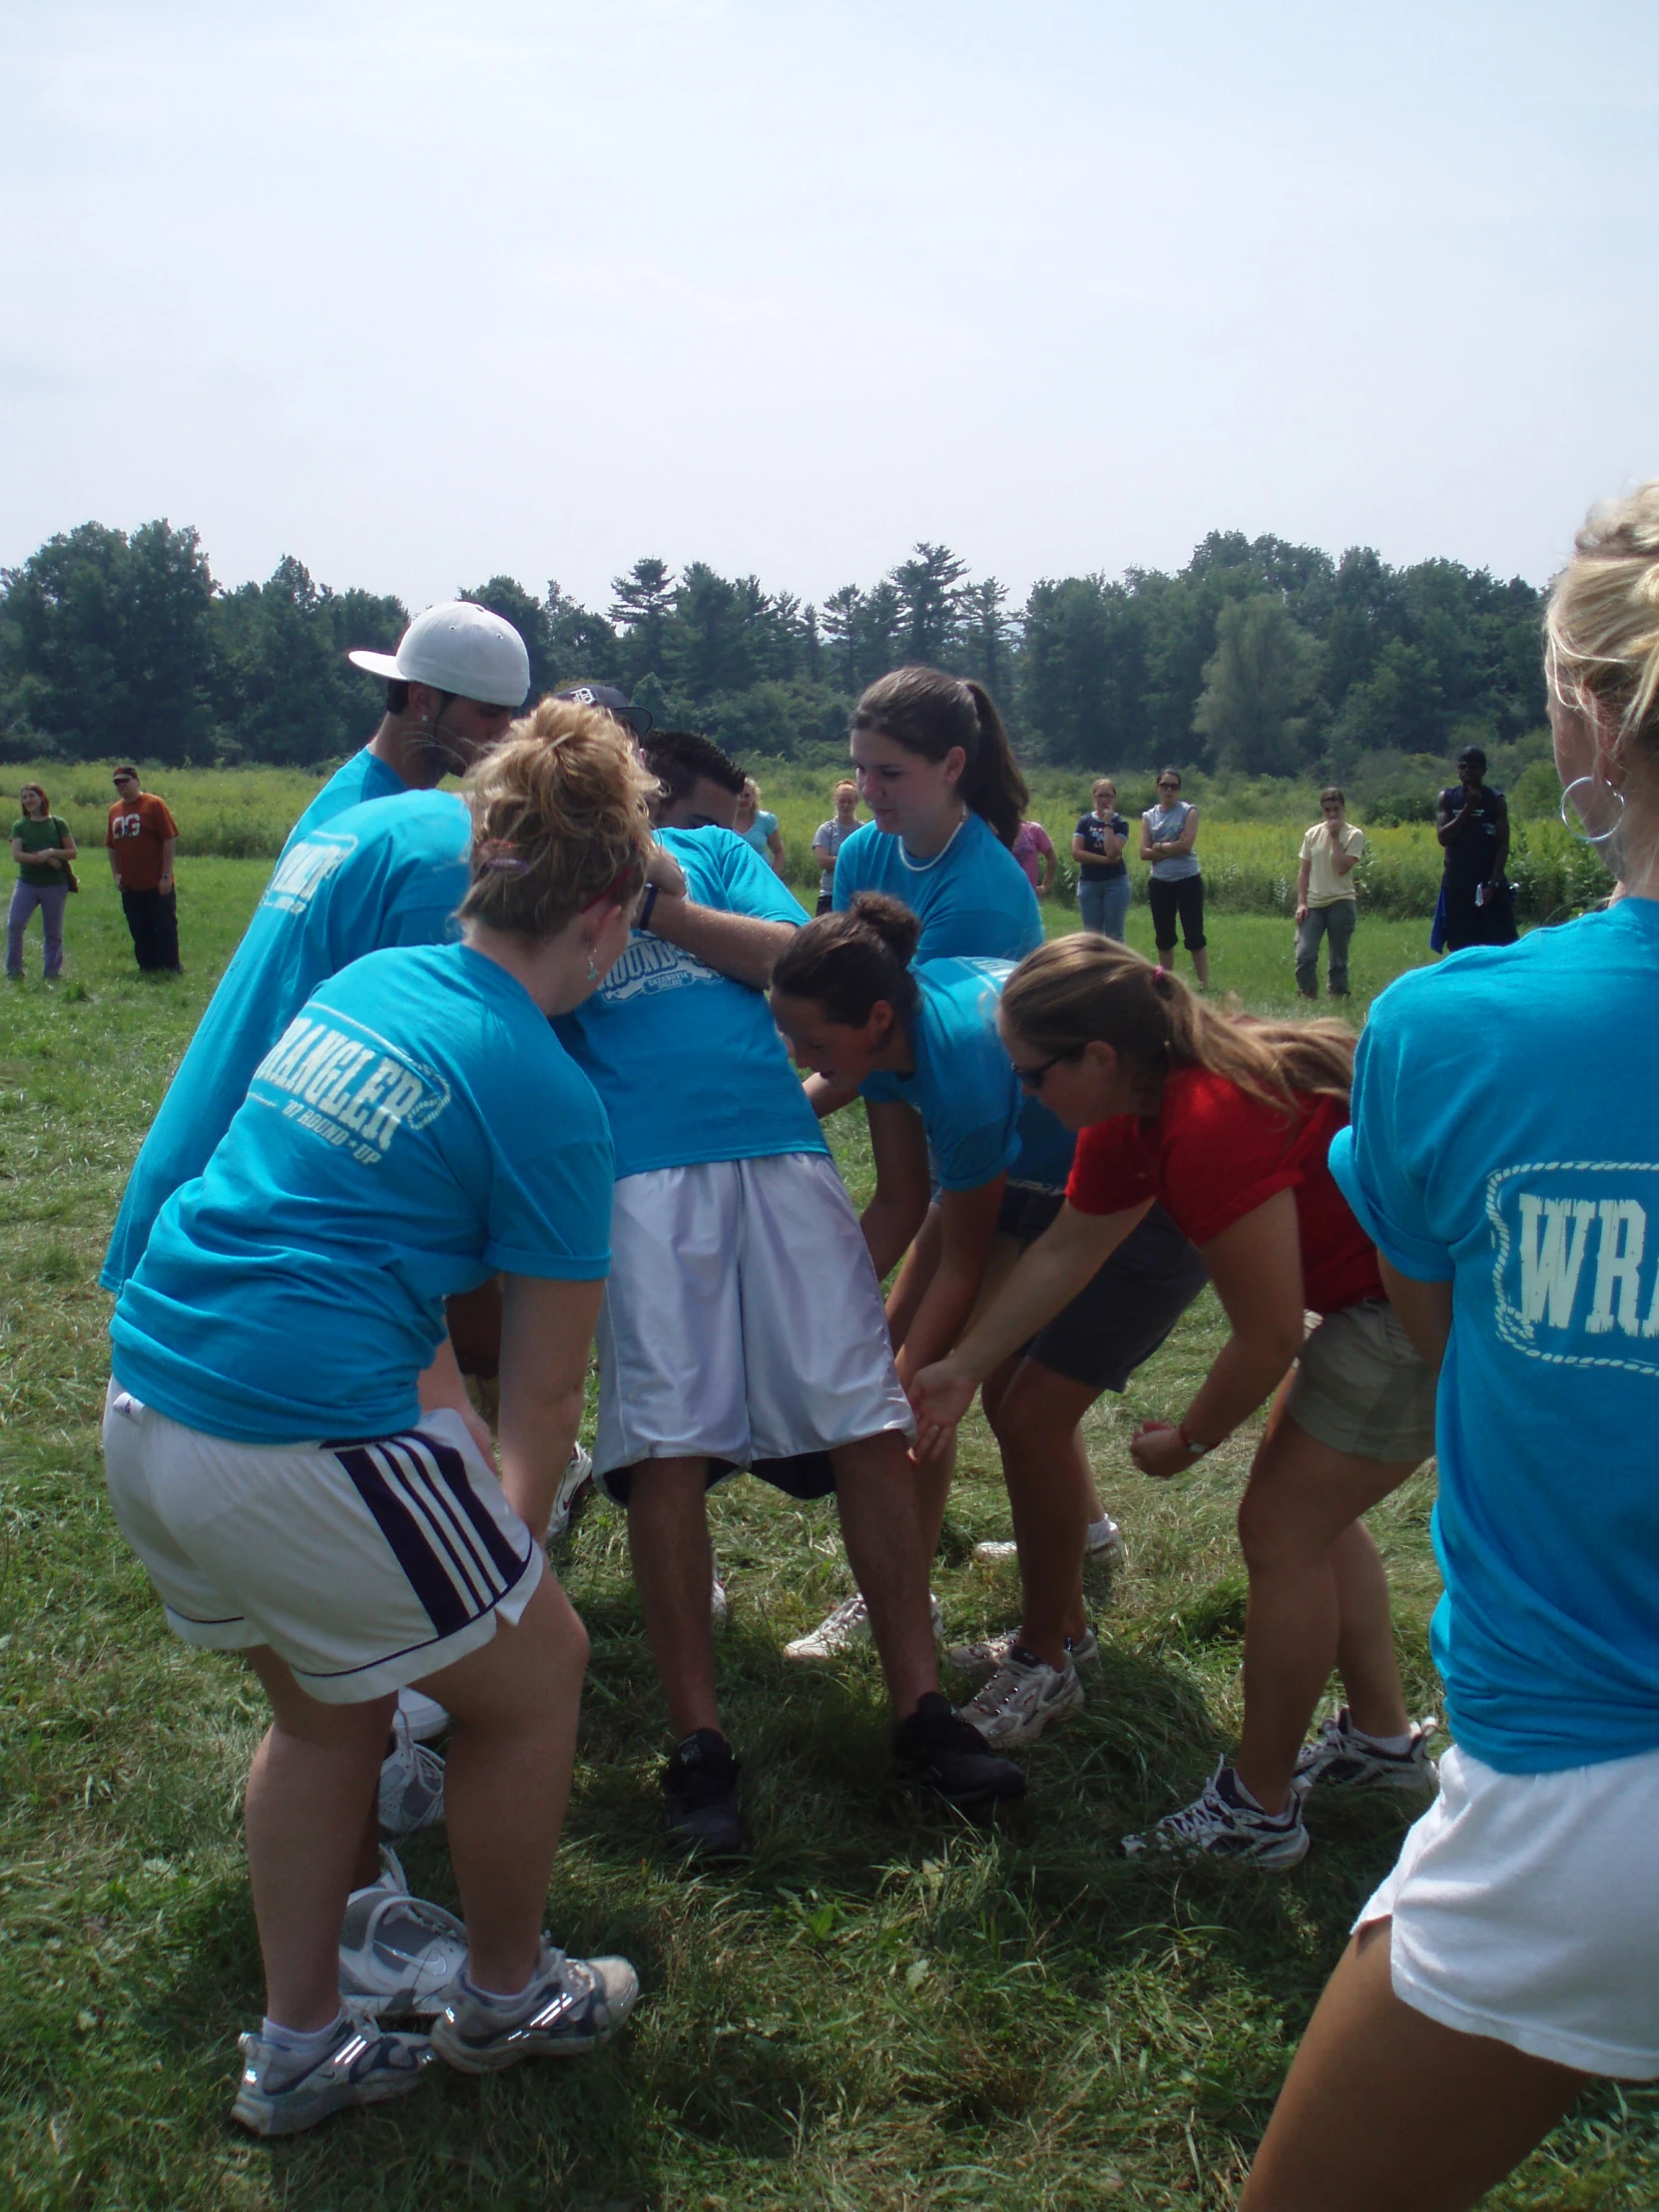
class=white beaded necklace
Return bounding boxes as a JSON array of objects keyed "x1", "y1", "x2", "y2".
[{"x1": 896, "y1": 811, "x2": 969, "y2": 874}]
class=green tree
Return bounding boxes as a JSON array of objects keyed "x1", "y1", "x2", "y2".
[
  {"x1": 609, "y1": 558, "x2": 676, "y2": 686},
  {"x1": 891, "y1": 542, "x2": 967, "y2": 666},
  {"x1": 1193, "y1": 594, "x2": 1318, "y2": 775}
]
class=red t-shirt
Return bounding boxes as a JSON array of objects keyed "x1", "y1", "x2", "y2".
[
  {"x1": 106, "y1": 794, "x2": 179, "y2": 891},
  {"x1": 1066, "y1": 1063, "x2": 1383, "y2": 1314}
]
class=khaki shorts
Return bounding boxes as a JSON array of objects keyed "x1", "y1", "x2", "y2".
[{"x1": 1285, "y1": 1298, "x2": 1436, "y2": 1463}]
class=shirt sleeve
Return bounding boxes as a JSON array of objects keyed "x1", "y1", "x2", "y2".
[
  {"x1": 933, "y1": 1114, "x2": 1020, "y2": 1193},
  {"x1": 1159, "y1": 1088, "x2": 1310, "y2": 1247},
  {"x1": 1328, "y1": 998, "x2": 1454, "y2": 1282},
  {"x1": 155, "y1": 802, "x2": 180, "y2": 838},
  {"x1": 1066, "y1": 1118, "x2": 1157, "y2": 1215},
  {"x1": 1299, "y1": 828, "x2": 1316, "y2": 861},
  {"x1": 105, "y1": 811, "x2": 117, "y2": 848},
  {"x1": 714, "y1": 830, "x2": 810, "y2": 923},
  {"x1": 480, "y1": 1055, "x2": 615, "y2": 1280},
  {"x1": 1031, "y1": 825, "x2": 1054, "y2": 855}
]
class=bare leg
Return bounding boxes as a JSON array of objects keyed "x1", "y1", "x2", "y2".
[
  {"x1": 1235, "y1": 1412, "x2": 1420, "y2": 1814},
  {"x1": 831, "y1": 1429, "x2": 938, "y2": 1717},
  {"x1": 1331, "y1": 1518, "x2": 1414, "y2": 1740},
  {"x1": 413, "y1": 1573, "x2": 588, "y2": 1995},
  {"x1": 245, "y1": 1648, "x2": 394, "y2": 2031},
  {"x1": 1241, "y1": 1921, "x2": 1587, "y2": 2212},
  {"x1": 983, "y1": 1357, "x2": 1098, "y2": 1668},
  {"x1": 1191, "y1": 944, "x2": 1210, "y2": 988},
  {"x1": 914, "y1": 1434, "x2": 955, "y2": 1561},
  {"x1": 625, "y1": 1457, "x2": 720, "y2": 1741}
]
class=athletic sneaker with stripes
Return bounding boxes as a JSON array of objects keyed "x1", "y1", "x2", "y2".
[
  {"x1": 949, "y1": 1625, "x2": 1098, "y2": 1684},
  {"x1": 1294, "y1": 1706, "x2": 1440, "y2": 1795},
  {"x1": 430, "y1": 1941, "x2": 640, "y2": 2072},
  {"x1": 232, "y1": 2007, "x2": 431, "y2": 2136},
  {"x1": 1121, "y1": 1759, "x2": 1310, "y2": 1869},
  {"x1": 957, "y1": 1648, "x2": 1084, "y2": 1747},
  {"x1": 338, "y1": 1849, "x2": 467, "y2": 2015},
  {"x1": 784, "y1": 1588, "x2": 943, "y2": 1661}
]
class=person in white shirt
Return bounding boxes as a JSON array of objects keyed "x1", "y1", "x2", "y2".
[
  {"x1": 1294, "y1": 789, "x2": 1367, "y2": 997},
  {"x1": 812, "y1": 782, "x2": 861, "y2": 913}
]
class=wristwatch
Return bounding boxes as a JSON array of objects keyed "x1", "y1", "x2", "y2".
[{"x1": 1176, "y1": 1420, "x2": 1216, "y2": 1459}]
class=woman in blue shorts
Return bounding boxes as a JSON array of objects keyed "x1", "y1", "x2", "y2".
[
  {"x1": 103, "y1": 714, "x2": 654, "y2": 2135},
  {"x1": 772, "y1": 893, "x2": 1206, "y2": 1727},
  {"x1": 1242, "y1": 487, "x2": 1659, "y2": 2208}
]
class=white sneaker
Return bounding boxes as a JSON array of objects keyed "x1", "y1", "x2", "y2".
[
  {"x1": 378, "y1": 1709, "x2": 445, "y2": 1837},
  {"x1": 949, "y1": 1625, "x2": 1098, "y2": 1685},
  {"x1": 1294, "y1": 1708, "x2": 1440, "y2": 1796},
  {"x1": 233, "y1": 2006, "x2": 430, "y2": 2135},
  {"x1": 338, "y1": 1849, "x2": 468, "y2": 2016},
  {"x1": 396, "y1": 1687, "x2": 449, "y2": 1742},
  {"x1": 431, "y1": 1940, "x2": 640, "y2": 2073},
  {"x1": 957, "y1": 1649, "x2": 1084, "y2": 1747},
  {"x1": 784, "y1": 1589, "x2": 944, "y2": 1662},
  {"x1": 1086, "y1": 1512, "x2": 1126, "y2": 1565},
  {"x1": 711, "y1": 1572, "x2": 729, "y2": 1627},
  {"x1": 1122, "y1": 1760, "x2": 1310, "y2": 1870},
  {"x1": 547, "y1": 1443, "x2": 594, "y2": 1542}
]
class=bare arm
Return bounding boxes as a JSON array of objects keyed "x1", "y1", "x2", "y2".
[
  {"x1": 1168, "y1": 805, "x2": 1199, "y2": 857},
  {"x1": 1435, "y1": 792, "x2": 1471, "y2": 846},
  {"x1": 1379, "y1": 1257, "x2": 1451, "y2": 1377},
  {"x1": 1488, "y1": 794, "x2": 1510, "y2": 885},
  {"x1": 1138, "y1": 818, "x2": 1157, "y2": 863},
  {"x1": 494, "y1": 1274, "x2": 605, "y2": 1540},
  {"x1": 647, "y1": 888, "x2": 796, "y2": 990},
  {"x1": 1036, "y1": 845, "x2": 1055, "y2": 896},
  {"x1": 909, "y1": 1198, "x2": 1148, "y2": 1450},
  {"x1": 766, "y1": 828, "x2": 786, "y2": 874},
  {"x1": 1071, "y1": 833, "x2": 1095, "y2": 863},
  {"x1": 159, "y1": 834, "x2": 178, "y2": 892},
  {"x1": 1295, "y1": 853, "x2": 1312, "y2": 920},
  {"x1": 859, "y1": 1099, "x2": 932, "y2": 1281},
  {"x1": 416, "y1": 1335, "x2": 495, "y2": 1459},
  {"x1": 892, "y1": 1178, "x2": 1007, "y2": 1389}
]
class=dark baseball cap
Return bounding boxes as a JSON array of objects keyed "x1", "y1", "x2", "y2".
[{"x1": 554, "y1": 682, "x2": 653, "y2": 736}]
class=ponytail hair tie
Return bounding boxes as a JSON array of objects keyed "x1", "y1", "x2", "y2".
[{"x1": 479, "y1": 837, "x2": 530, "y2": 876}]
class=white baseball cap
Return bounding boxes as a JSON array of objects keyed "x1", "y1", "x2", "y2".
[{"x1": 348, "y1": 601, "x2": 531, "y2": 708}]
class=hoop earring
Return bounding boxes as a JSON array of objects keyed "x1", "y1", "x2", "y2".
[{"x1": 1559, "y1": 776, "x2": 1626, "y2": 846}]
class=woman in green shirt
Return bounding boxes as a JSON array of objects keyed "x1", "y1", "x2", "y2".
[{"x1": 8, "y1": 783, "x2": 77, "y2": 980}]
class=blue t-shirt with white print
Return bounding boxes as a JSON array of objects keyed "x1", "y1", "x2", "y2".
[
  {"x1": 101, "y1": 791, "x2": 471, "y2": 1296},
  {"x1": 112, "y1": 942, "x2": 612, "y2": 1444},
  {"x1": 554, "y1": 827, "x2": 827, "y2": 1181},
  {"x1": 1331, "y1": 898, "x2": 1659, "y2": 1775},
  {"x1": 281, "y1": 747, "x2": 407, "y2": 852},
  {"x1": 832, "y1": 813, "x2": 1042, "y2": 964},
  {"x1": 859, "y1": 957, "x2": 1072, "y2": 1193}
]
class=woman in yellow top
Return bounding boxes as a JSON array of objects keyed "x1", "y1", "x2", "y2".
[{"x1": 1294, "y1": 788, "x2": 1367, "y2": 997}]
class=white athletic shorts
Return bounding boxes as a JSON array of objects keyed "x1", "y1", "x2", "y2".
[
  {"x1": 102, "y1": 1381, "x2": 543, "y2": 1704},
  {"x1": 593, "y1": 1152, "x2": 912, "y2": 1500},
  {"x1": 1357, "y1": 1740, "x2": 1659, "y2": 2078}
]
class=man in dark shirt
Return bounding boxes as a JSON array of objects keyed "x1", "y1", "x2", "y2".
[{"x1": 1436, "y1": 745, "x2": 1516, "y2": 951}]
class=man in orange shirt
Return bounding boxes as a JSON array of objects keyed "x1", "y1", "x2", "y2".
[{"x1": 106, "y1": 766, "x2": 181, "y2": 971}]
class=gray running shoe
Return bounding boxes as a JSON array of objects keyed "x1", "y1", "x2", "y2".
[
  {"x1": 1294, "y1": 1707, "x2": 1440, "y2": 1796},
  {"x1": 547, "y1": 1442, "x2": 594, "y2": 1541},
  {"x1": 949, "y1": 1625, "x2": 1098, "y2": 1684},
  {"x1": 378, "y1": 1708, "x2": 445, "y2": 1837},
  {"x1": 1122, "y1": 1759, "x2": 1310, "y2": 1871},
  {"x1": 232, "y1": 2009, "x2": 430, "y2": 2136},
  {"x1": 957, "y1": 1648, "x2": 1084, "y2": 1747},
  {"x1": 338, "y1": 1850, "x2": 468, "y2": 2016},
  {"x1": 430, "y1": 1941, "x2": 640, "y2": 2073},
  {"x1": 785, "y1": 1589, "x2": 943, "y2": 1661}
]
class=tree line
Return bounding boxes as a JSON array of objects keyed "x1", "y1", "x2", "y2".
[{"x1": 0, "y1": 518, "x2": 1547, "y2": 780}]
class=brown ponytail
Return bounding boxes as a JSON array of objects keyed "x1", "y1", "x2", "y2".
[
  {"x1": 1001, "y1": 935, "x2": 1356, "y2": 1116},
  {"x1": 851, "y1": 666, "x2": 1028, "y2": 847},
  {"x1": 771, "y1": 890, "x2": 922, "y2": 1026}
]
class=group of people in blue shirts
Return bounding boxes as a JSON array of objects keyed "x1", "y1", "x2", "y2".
[{"x1": 96, "y1": 482, "x2": 1659, "y2": 2212}]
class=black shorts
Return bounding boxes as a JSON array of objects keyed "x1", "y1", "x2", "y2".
[
  {"x1": 994, "y1": 1188, "x2": 1208, "y2": 1391},
  {"x1": 1147, "y1": 872, "x2": 1206, "y2": 952}
]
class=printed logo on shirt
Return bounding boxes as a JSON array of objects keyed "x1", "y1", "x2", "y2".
[
  {"x1": 110, "y1": 811, "x2": 146, "y2": 840},
  {"x1": 262, "y1": 831, "x2": 357, "y2": 916},
  {"x1": 249, "y1": 1005, "x2": 451, "y2": 1165},
  {"x1": 600, "y1": 932, "x2": 722, "y2": 1004},
  {"x1": 1487, "y1": 1161, "x2": 1659, "y2": 1378}
]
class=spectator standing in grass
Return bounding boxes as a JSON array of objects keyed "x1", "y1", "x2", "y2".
[
  {"x1": 1011, "y1": 816, "x2": 1056, "y2": 899},
  {"x1": 1073, "y1": 777, "x2": 1131, "y2": 939},
  {"x1": 735, "y1": 777, "x2": 786, "y2": 873},
  {"x1": 811, "y1": 780, "x2": 860, "y2": 913},
  {"x1": 106, "y1": 765, "x2": 180, "y2": 972},
  {"x1": 1140, "y1": 767, "x2": 1207, "y2": 987},
  {"x1": 1295, "y1": 788, "x2": 1367, "y2": 997},
  {"x1": 1436, "y1": 744, "x2": 1516, "y2": 951},
  {"x1": 1243, "y1": 489, "x2": 1659, "y2": 2210},
  {"x1": 8, "y1": 782, "x2": 77, "y2": 981}
]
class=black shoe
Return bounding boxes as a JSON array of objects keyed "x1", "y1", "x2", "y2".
[
  {"x1": 662, "y1": 1729, "x2": 747, "y2": 1859},
  {"x1": 892, "y1": 1692, "x2": 1025, "y2": 1815}
]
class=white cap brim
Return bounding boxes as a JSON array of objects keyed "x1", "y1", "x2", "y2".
[{"x1": 347, "y1": 649, "x2": 404, "y2": 682}]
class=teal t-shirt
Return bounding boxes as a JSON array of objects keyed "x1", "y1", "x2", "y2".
[
  {"x1": 1331, "y1": 899, "x2": 1659, "y2": 1775},
  {"x1": 282, "y1": 748, "x2": 406, "y2": 852},
  {"x1": 832, "y1": 813, "x2": 1042, "y2": 963},
  {"x1": 101, "y1": 791, "x2": 471, "y2": 1295},
  {"x1": 555, "y1": 828, "x2": 826, "y2": 1182},
  {"x1": 859, "y1": 957, "x2": 1071, "y2": 1193},
  {"x1": 111, "y1": 943, "x2": 613, "y2": 1443}
]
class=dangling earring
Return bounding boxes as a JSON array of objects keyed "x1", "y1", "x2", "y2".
[
  {"x1": 1559, "y1": 775, "x2": 1626, "y2": 846},
  {"x1": 586, "y1": 944, "x2": 599, "y2": 984}
]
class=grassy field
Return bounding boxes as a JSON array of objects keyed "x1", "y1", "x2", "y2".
[{"x1": 3, "y1": 857, "x2": 1654, "y2": 2209}]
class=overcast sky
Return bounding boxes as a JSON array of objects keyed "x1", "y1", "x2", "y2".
[{"x1": 3, "y1": 1, "x2": 1656, "y2": 618}]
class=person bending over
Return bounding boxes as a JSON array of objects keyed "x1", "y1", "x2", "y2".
[
  {"x1": 912, "y1": 936, "x2": 1438, "y2": 1869},
  {"x1": 1243, "y1": 484, "x2": 1659, "y2": 2212},
  {"x1": 103, "y1": 723, "x2": 653, "y2": 2135},
  {"x1": 553, "y1": 731, "x2": 1023, "y2": 1858}
]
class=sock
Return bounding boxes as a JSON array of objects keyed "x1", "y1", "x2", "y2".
[
  {"x1": 1351, "y1": 1724, "x2": 1414, "y2": 1756},
  {"x1": 460, "y1": 1957, "x2": 544, "y2": 2009},
  {"x1": 261, "y1": 2011, "x2": 346, "y2": 2057},
  {"x1": 1227, "y1": 1768, "x2": 1294, "y2": 1821}
]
